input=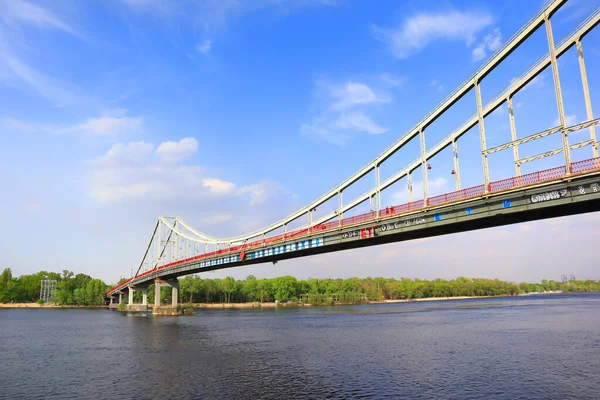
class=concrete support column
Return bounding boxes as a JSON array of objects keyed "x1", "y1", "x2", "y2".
[
  {"x1": 142, "y1": 287, "x2": 148, "y2": 306},
  {"x1": 118, "y1": 293, "x2": 123, "y2": 304},
  {"x1": 171, "y1": 280, "x2": 179, "y2": 307},
  {"x1": 154, "y1": 280, "x2": 162, "y2": 307},
  {"x1": 109, "y1": 296, "x2": 114, "y2": 305},
  {"x1": 128, "y1": 287, "x2": 134, "y2": 305}
]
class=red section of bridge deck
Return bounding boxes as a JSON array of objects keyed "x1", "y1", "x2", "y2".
[{"x1": 107, "y1": 157, "x2": 600, "y2": 295}]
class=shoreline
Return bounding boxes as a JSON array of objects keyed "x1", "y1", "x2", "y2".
[
  {"x1": 0, "y1": 303, "x2": 106, "y2": 309},
  {"x1": 0, "y1": 291, "x2": 566, "y2": 309}
]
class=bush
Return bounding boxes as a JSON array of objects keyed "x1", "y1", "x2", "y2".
[
  {"x1": 179, "y1": 304, "x2": 194, "y2": 316},
  {"x1": 37, "y1": 299, "x2": 45, "y2": 305},
  {"x1": 117, "y1": 302, "x2": 127, "y2": 311}
]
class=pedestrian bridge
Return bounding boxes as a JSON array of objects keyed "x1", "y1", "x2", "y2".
[{"x1": 107, "y1": 0, "x2": 600, "y2": 312}]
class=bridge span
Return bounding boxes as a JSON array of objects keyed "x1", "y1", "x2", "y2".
[{"x1": 107, "y1": 0, "x2": 600, "y2": 313}]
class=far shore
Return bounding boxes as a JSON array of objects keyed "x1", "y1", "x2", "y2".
[
  {"x1": 0, "y1": 291, "x2": 564, "y2": 309},
  {"x1": 0, "y1": 303, "x2": 106, "y2": 309}
]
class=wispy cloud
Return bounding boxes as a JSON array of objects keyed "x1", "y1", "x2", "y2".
[
  {"x1": 0, "y1": 0, "x2": 79, "y2": 37},
  {"x1": 57, "y1": 111, "x2": 143, "y2": 135},
  {"x1": 121, "y1": 0, "x2": 339, "y2": 36},
  {"x1": 472, "y1": 28, "x2": 502, "y2": 61},
  {"x1": 4, "y1": 118, "x2": 36, "y2": 132},
  {"x1": 196, "y1": 39, "x2": 212, "y2": 55},
  {"x1": 379, "y1": 73, "x2": 406, "y2": 89},
  {"x1": 371, "y1": 10, "x2": 493, "y2": 59},
  {"x1": 301, "y1": 80, "x2": 390, "y2": 146},
  {"x1": 0, "y1": 52, "x2": 80, "y2": 107}
]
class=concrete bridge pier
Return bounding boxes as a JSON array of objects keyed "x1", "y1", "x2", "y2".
[
  {"x1": 108, "y1": 295, "x2": 118, "y2": 309},
  {"x1": 153, "y1": 278, "x2": 179, "y2": 316},
  {"x1": 125, "y1": 285, "x2": 148, "y2": 312}
]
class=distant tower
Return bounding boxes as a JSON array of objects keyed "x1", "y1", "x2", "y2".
[
  {"x1": 39, "y1": 280, "x2": 57, "y2": 303},
  {"x1": 569, "y1": 275, "x2": 576, "y2": 282},
  {"x1": 561, "y1": 275, "x2": 568, "y2": 283}
]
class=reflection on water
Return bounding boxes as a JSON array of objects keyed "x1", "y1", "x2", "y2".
[{"x1": 1, "y1": 293, "x2": 599, "y2": 399}]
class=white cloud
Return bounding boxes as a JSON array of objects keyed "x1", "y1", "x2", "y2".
[
  {"x1": 196, "y1": 40, "x2": 212, "y2": 54},
  {"x1": 333, "y1": 111, "x2": 388, "y2": 135},
  {"x1": 87, "y1": 139, "x2": 290, "y2": 207},
  {"x1": 156, "y1": 137, "x2": 198, "y2": 163},
  {"x1": 553, "y1": 114, "x2": 578, "y2": 127},
  {"x1": 372, "y1": 11, "x2": 493, "y2": 58},
  {"x1": 330, "y1": 82, "x2": 389, "y2": 111},
  {"x1": 58, "y1": 112, "x2": 144, "y2": 135},
  {"x1": 202, "y1": 178, "x2": 236, "y2": 195},
  {"x1": 91, "y1": 141, "x2": 154, "y2": 166},
  {"x1": 0, "y1": 0, "x2": 79, "y2": 37},
  {"x1": 301, "y1": 120, "x2": 350, "y2": 147},
  {"x1": 301, "y1": 79, "x2": 390, "y2": 146},
  {"x1": 237, "y1": 180, "x2": 287, "y2": 206},
  {"x1": 472, "y1": 28, "x2": 502, "y2": 61}
]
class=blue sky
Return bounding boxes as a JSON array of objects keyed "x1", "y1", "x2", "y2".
[{"x1": 1, "y1": 0, "x2": 599, "y2": 284}]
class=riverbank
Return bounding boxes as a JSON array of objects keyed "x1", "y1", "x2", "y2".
[
  {"x1": 0, "y1": 303, "x2": 105, "y2": 308},
  {"x1": 0, "y1": 291, "x2": 565, "y2": 309},
  {"x1": 191, "y1": 291, "x2": 564, "y2": 309}
]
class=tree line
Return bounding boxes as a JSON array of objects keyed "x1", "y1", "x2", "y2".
[
  {"x1": 172, "y1": 275, "x2": 600, "y2": 305},
  {"x1": 1, "y1": 267, "x2": 598, "y2": 306},
  {"x1": 0, "y1": 268, "x2": 107, "y2": 306}
]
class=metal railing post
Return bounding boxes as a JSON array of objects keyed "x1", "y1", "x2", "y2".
[
  {"x1": 545, "y1": 13, "x2": 571, "y2": 172},
  {"x1": 475, "y1": 78, "x2": 490, "y2": 192},
  {"x1": 576, "y1": 39, "x2": 598, "y2": 159},
  {"x1": 508, "y1": 96, "x2": 521, "y2": 177}
]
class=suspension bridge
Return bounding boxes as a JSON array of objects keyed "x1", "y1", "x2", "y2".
[{"x1": 107, "y1": 0, "x2": 600, "y2": 314}]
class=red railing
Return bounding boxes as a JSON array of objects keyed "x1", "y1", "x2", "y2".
[{"x1": 107, "y1": 157, "x2": 600, "y2": 295}]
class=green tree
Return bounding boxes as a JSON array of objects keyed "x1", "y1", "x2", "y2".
[
  {"x1": 220, "y1": 276, "x2": 235, "y2": 303},
  {"x1": 271, "y1": 276, "x2": 299, "y2": 302}
]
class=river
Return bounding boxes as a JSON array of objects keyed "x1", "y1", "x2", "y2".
[{"x1": 1, "y1": 293, "x2": 599, "y2": 399}]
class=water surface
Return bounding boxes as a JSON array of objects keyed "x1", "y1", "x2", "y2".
[{"x1": 1, "y1": 293, "x2": 599, "y2": 399}]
